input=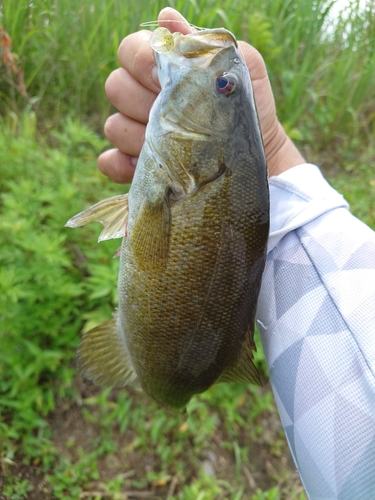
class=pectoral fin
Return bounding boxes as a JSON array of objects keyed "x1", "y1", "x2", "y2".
[
  {"x1": 77, "y1": 311, "x2": 136, "y2": 388},
  {"x1": 66, "y1": 194, "x2": 129, "y2": 242},
  {"x1": 131, "y1": 188, "x2": 171, "y2": 272},
  {"x1": 217, "y1": 332, "x2": 261, "y2": 386}
]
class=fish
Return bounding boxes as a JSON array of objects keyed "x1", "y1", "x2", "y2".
[{"x1": 66, "y1": 26, "x2": 269, "y2": 410}]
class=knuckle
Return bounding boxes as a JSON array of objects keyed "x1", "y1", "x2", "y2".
[
  {"x1": 118, "y1": 31, "x2": 152, "y2": 74},
  {"x1": 105, "y1": 68, "x2": 122, "y2": 102},
  {"x1": 103, "y1": 115, "x2": 118, "y2": 141},
  {"x1": 132, "y1": 35, "x2": 154, "y2": 83},
  {"x1": 132, "y1": 46, "x2": 149, "y2": 78},
  {"x1": 117, "y1": 35, "x2": 129, "y2": 61},
  {"x1": 97, "y1": 151, "x2": 110, "y2": 175}
]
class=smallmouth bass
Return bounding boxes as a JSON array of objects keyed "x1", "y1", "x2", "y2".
[{"x1": 66, "y1": 26, "x2": 269, "y2": 409}]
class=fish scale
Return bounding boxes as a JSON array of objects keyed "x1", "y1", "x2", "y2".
[{"x1": 66, "y1": 26, "x2": 269, "y2": 409}]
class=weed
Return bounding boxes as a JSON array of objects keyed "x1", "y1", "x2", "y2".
[{"x1": 2, "y1": 477, "x2": 33, "y2": 500}]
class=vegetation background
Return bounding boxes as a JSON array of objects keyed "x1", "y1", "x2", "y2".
[{"x1": 0, "y1": 0, "x2": 374, "y2": 498}]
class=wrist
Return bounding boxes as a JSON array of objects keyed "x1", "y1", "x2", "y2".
[{"x1": 264, "y1": 121, "x2": 305, "y2": 178}]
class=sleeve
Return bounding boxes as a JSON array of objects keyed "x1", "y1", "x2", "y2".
[{"x1": 256, "y1": 164, "x2": 375, "y2": 500}]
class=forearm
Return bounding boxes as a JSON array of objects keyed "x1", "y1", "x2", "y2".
[{"x1": 257, "y1": 165, "x2": 375, "y2": 499}]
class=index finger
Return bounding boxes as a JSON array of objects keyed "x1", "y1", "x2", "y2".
[
  {"x1": 117, "y1": 8, "x2": 193, "y2": 93},
  {"x1": 117, "y1": 30, "x2": 159, "y2": 93}
]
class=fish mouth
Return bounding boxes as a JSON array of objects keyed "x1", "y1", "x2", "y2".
[
  {"x1": 153, "y1": 28, "x2": 236, "y2": 72},
  {"x1": 179, "y1": 28, "x2": 238, "y2": 57},
  {"x1": 151, "y1": 27, "x2": 237, "y2": 58}
]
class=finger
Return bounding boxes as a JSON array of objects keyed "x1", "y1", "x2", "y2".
[
  {"x1": 98, "y1": 149, "x2": 137, "y2": 184},
  {"x1": 104, "y1": 113, "x2": 146, "y2": 157},
  {"x1": 105, "y1": 68, "x2": 156, "y2": 123},
  {"x1": 158, "y1": 8, "x2": 193, "y2": 34},
  {"x1": 118, "y1": 30, "x2": 160, "y2": 92},
  {"x1": 117, "y1": 8, "x2": 193, "y2": 93}
]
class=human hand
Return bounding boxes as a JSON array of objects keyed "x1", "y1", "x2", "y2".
[{"x1": 98, "y1": 7, "x2": 305, "y2": 183}]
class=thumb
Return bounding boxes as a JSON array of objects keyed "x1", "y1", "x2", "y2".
[{"x1": 238, "y1": 41, "x2": 268, "y2": 82}]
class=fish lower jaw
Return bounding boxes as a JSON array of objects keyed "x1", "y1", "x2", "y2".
[{"x1": 160, "y1": 115, "x2": 211, "y2": 138}]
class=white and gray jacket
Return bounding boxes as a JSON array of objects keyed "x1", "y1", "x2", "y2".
[{"x1": 257, "y1": 164, "x2": 375, "y2": 500}]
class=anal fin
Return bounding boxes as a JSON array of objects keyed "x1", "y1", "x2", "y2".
[
  {"x1": 66, "y1": 194, "x2": 129, "y2": 242},
  {"x1": 217, "y1": 332, "x2": 261, "y2": 386},
  {"x1": 77, "y1": 311, "x2": 136, "y2": 388}
]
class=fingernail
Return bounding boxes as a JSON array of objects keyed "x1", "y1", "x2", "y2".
[
  {"x1": 151, "y1": 65, "x2": 160, "y2": 88},
  {"x1": 130, "y1": 156, "x2": 138, "y2": 167}
]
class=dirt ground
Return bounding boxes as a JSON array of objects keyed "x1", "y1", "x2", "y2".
[{"x1": 1, "y1": 379, "x2": 305, "y2": 500}]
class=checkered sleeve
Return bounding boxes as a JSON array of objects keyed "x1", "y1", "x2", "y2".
[{"x1": 256, "y1": 164, "x2": 375, "y2": 500}]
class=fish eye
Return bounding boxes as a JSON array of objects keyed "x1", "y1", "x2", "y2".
[{"x1": 216, "y1": 74, "x2": 237, "y2": 96}]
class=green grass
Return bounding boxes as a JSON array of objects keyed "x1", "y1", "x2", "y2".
[
  {"x1": 1, "y1": 0, "x2": 374, "y2": 498},
  {"x1": 1, "y1": 0, "x2": 374, "y2": 149},
  {"x1": 0, "y1": 117, "x2": 307, "y2": 498},
  {"x1": 0, "y1": 119, "x2": 302, "y2": 499}
]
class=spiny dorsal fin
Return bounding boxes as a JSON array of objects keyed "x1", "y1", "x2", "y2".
[
  {"x1": 131, "y1": 191, "x2": 171, "y2": 272},
  {"x1": 216, "y1": 332, "x2": 261, "y2": 386},
  {"x1": 66, "y1": 194, "x2": 129, "y2": 242},
  {"x1": 77, "y1": 311, "x2": 136, "y2": 388}
]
